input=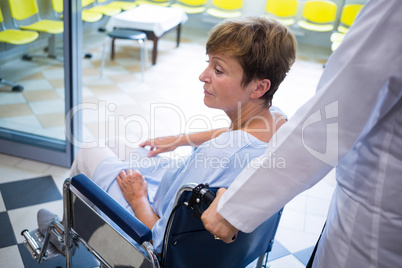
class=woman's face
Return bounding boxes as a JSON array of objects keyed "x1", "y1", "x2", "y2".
[{"x1": 199, "y1": 53, "x2": 256, "y2": 112}]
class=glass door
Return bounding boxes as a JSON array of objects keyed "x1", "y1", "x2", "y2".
[{"x1": 0, "y1": 0, "x2": 82, "y2": 167}]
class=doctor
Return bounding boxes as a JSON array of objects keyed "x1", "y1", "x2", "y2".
[{"x1": 201, "y1": 0, "x2": 402, "y2": 267}]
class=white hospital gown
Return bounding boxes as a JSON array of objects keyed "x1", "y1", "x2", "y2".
[{"x1": 217, "y1": 0, "x2": 402, "y2": 267}]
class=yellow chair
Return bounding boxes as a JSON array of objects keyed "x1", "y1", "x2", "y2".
[
  {"x1": 171, "y1": 0, "x2": 207, "y2": 14},
  {"x1": 297, "y1": 0, "x2": 337, "y2": 32},
  {"x1": 265, "y1": 0, "x2": 298, "y2": 26},
  {"x1": 98, "y1": 0, "x2": 137, "y2": 11},
  {"x1": 337, "y1": 3, "x2": 363, "y2": 34},
  {"x1": 7, "y1": 0, "x2": 64, "y2": 59},
  {"x1": 206, "y1": 0, "x2": 243, "y2": 19},
  {"x1": 82, "y1": 0, "x2": 121, "y2": 16},
  {"x1": 51, "y1": 0, "x2": 103, "y2": 23},
  {"x1": 0, "y1": 6, "x2": 39, "y2": 91},
  {"x1": 135, "y1": 0, "x2": 170, "y2": 7},
  {"x1": 330, "y1": 4, "x2": 363, "y2": 51}
]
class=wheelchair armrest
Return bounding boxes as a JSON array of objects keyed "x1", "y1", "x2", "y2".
[{"x1": 71, "y1": 174, "x2": 152, "y2": 245}]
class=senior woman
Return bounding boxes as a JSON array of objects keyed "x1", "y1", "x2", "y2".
[{"x1": 69, "y1": 17, "x2": 297, "y2": 253}]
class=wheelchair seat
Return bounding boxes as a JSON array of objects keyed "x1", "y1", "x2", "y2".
[{"x1": 22, "y1": 174, "x2": 283, "y2": 268}]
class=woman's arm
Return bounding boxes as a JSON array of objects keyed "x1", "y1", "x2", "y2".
[
  {"x1": 139, "y1": 128, "x2": 228, "y2": 157},
  {"x1": 116, "y1": 169, "x2": 159, "y2": 231}
]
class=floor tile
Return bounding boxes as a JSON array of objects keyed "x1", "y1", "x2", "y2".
[
  {"x1": 293, "y1": 246, "x2": 315, "y2": 266},
  {"x1": 269, "y1": 254, "x2": 305, "y2": 268},
  {"x1": 20, "y1": 72, "x2": 45, "y2": 81},
  {"x1": 0, "y1": 212, "x2": 17, "y2": 248},
  {"x1": 0, "y1": 176, "x2": 62, "y2": 210},
  {"x1": 41, "y1": 68, "x2": 64, "y2": 80},
  {"x1": 275, "y1": 227, "x2": 319, "y2": 253},
  {"x1": 15, "y1": 159, "x2": 52, "y2": 173},
  {"x1": 28, "y1": 99, "x2": 65, "y2": 115},
  {"x1": 48, "y1": 78, "x2": 65, "y2": 88},
  {"x1": 306, "y1": 196, "x2": 332, "y2": 217},
  {"x1": 0, "y1": 92, "x2": 26, "y2": 105},
  {"x1": 0, "y1": 115, "x2": 42, "y2": 130},
  {"x1": 0, "y1": 245, "x2": 24, "y2": 268},
  {"x1": 36, "y1": 112, "x2": 65, "y2": 128},
  {"x1": 18, "y1": 79, "x2": 53, "y2": 91},
  {"x1": 0, "y1": 103, "x2": 33, "y2": 118},
  {"x1": 23, "y1": 89, "x2": 61, "y2": 102},
  {"x1": 87, "y1": 84, "x2": 124, "y2": 95},
  {"x1": 108, "y1": 73, "x2": 140, "y2": 83},
  {"x1": 305, "y1": 214, "x2": 327, "y2": 235},
  {"x1": 0, "y1": 165, "x2": 44, "y2": 184},
  {"x1": 0, "y1": 191, "x2": 6, "y2": 212},
  {"x1": 279, "y1": 209, "x2": 306, "y2": 232},
  {"x1": 268, "y1": 240, "x2": 291, "y2": 261}
]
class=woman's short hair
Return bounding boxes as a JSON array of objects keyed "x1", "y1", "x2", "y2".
[{"x1": 206, "y1": 17, "x2": 297, "y2": 107}]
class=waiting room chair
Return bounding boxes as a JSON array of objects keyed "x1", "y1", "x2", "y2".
[
  {"x1": 98, "y1": 0, "x2": 137, "y2": 11},
  {"x1": 297, "y1": 0, "x2": 337, "y2": 32},
  {"x1": 82, "y1": 0, "x2": 121, "y2": 16},
  {"x1": 135, "y1": 0, "x2": 171, "y2": 7},
  {"x1": 51, "y1": 0, "x2": 103, "y2": 23},
  {"x1": 51, "y1": 0, "x2": 102, "y2": 59},
  {"x1": 22, "y1": 174, "x2": 283, "y2": 267},
  {"x1": 7, "y1": 0, "x2": 64, "y2": 60},
  {"x1": 336, "y1": 3, "x2": 363, "y2": 34},
  {"x1": 0, "y1": 6, "x2": 39, "y2": 91},
  {"x1": 101, "y1": 29, "x2": 148, "y2": 81},
  {"x1": 265, "y1": 0, "x2": 298, "y2": 26},
  {"x1": 330, "y1": 3, "x2": 363, "y2": 51},
  {"x1": 171, "y1": 0, "x2": 208, "y2": 14},
  {"x1": 206, "y1": 0, "x2": 243, "y2": 19}
]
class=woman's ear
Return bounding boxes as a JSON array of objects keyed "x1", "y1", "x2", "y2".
[{"x1": 251, "y1": 79, "x2": 271, "y2": 99}]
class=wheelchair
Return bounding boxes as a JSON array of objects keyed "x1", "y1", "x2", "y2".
[{"x1": 21, "y1": 174, "x2": 283, "y2": 268}]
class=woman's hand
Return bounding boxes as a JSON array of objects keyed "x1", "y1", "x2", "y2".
[
  {"x1": 116, "y1": 169, "x2": 160, "y2": 230},
  {"x1": 272, "y1": 110, "x2": 287, "y2": 130},
  {"x1": 139, "y1": 135, "x2": 184, "y2": 157},
  {"x1": 116, "y1": 169, "x2": 148, "y2": 204},
  {"x1": 201, "y1": 188, "x2": 238, "y2": 243}
]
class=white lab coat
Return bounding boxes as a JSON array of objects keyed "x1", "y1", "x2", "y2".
[{"x1": 217, "y1": 0, "x2": 402, "y2": 267}]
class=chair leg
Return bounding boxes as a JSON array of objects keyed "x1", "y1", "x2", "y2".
[
  {"x1": 0, "y1": 77, "x2": 24, "y2": 92},
  {"x1": 100, "y1": 39, "x2": 107, "y2": 78},
  {"x1": 21, "y1": 34, "x2": 63, "y2": 62},
  {"x1": 111, "y1": 38, "x2": 116, "y2": 60},
  {"x1": 138, "y1": 38, "x2": 147, "y2": 82},
  {"x1": 48, "y1": 35, "x2": 57, "y2": 59}
]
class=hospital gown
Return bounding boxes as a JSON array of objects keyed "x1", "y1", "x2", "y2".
[
  {"x1": 217, "y1": 0, "x2": 402, "y2": 267},
  {"x1": 92, "y1": 130, "x2": 270, "y2": 253}
]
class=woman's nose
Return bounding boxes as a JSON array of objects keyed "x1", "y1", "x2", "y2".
[{"x1": 199, "y1": 68, "x2": 209, "y2": 83}]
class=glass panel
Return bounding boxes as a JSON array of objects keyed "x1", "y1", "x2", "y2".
[
  {"x1": 0, "y1": 0, "x2": 82, "y2": 166},
  {"x1": 0, "y1": 0, "x2": 65, "y2": 145}
]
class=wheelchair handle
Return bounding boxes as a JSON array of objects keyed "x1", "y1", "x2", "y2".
[{"x1": 198, "y1": 186, "x2": 216, "y2": 205}]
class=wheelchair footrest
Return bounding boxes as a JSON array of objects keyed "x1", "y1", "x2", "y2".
[{"x1": 22, "y1": 229, "x2": 62, "y2": 262}]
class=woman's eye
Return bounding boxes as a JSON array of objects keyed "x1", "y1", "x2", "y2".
[{"x1": 215, "y1": 67, "x2": 223, "y2": 74}]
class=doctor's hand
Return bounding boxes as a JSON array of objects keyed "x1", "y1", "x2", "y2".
[
  {"x1": 116, "y1": 169, "x2": 148, "y2": 204},
  {"x1": 201, "y1": 188, "x2": 238, "y2": 244},
  {"x1": 139, "y1": 135, "x2": 184, "y2": 157}
]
